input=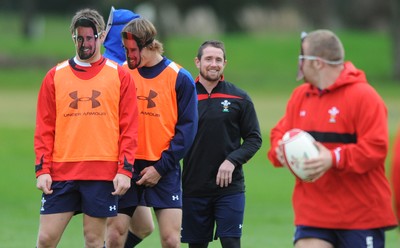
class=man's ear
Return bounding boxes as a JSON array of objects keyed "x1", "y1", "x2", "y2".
[
  {"x1": 314, "y1": 59, "x2": 324, "y2": 70},
  {"x1": 194, "y1": 57, "x2": 200, "y2": 69},
  {"x1": 98, "y1": 31, "x2": 106, "y2": 43}
]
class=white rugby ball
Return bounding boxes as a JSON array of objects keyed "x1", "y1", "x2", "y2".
[{"x1": 281, "y1": 129, "x2": 319, "y2": 180}]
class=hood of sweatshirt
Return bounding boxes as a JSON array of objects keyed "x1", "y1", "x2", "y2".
[
  {"x1": 305, "y1": 62, "x2": 368, "y2": 95},
  {"x1": 103, "y1": 7, "x2": 140, "y2": 65}
]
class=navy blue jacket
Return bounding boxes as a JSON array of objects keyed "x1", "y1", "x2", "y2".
[{"x1": 183, "y1": 80, "x2": 262, "y2": 197}]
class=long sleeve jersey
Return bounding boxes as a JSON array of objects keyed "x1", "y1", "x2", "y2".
[
  {"x1": 267, "y1": 62, "x2": 397, "y2": 229},
  {"x1": 124, "y1": 57, "x2": 198, "y2": 176},
  {"x1": 183, "y1": 79, "x2": 262, "y2": 197},
  {"x1": 34, "y1": 57, "x2": 138, "y2": 181},
  {"x1": 391, "y1": 127, "x2": 400, "y2": 223}
]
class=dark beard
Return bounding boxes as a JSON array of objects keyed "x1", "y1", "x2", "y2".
[
  {"x1": 128, "y1": 57, "x2": 141, "y2": 70},
  {"x1": 78, "y1": 45, "x2": 95, "y2": 60},
  {"x1": 199, "y1": 70, "x2": 220, "y2": 82},
  {"x1": 127, "y1": 58, "x2": 142, "y2": 70}
]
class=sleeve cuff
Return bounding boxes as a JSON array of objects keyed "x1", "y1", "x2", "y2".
[
  {"x1": 153, "y1": 163, "x2": 166, "y2": 177},
  {"x1": 35, "y1": 169, "x2": 50, "y2": 178},
  {"x1": 331, "y1": 147, "x2": 343, "y2": 170},
  {"x1": 118, "y1": 157, "x2": 133, "y2": 178}
]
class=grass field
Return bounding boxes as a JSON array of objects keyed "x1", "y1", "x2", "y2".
[{"x1": 1, "y1": 13, "x2": 400, "y2": 247}]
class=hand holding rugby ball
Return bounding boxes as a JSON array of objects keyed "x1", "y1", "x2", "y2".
[{"x1": 281, "y1": 129, "x2": 319, "y2": 180}]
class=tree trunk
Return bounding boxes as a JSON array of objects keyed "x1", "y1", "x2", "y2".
[
  {"x1": 391, "y1": 0, "x2": 400, "y2": 80},
  {"x1": 295, "y1": 0, "x2": 336, "y2": 28},
  {"x1": 21, "y1": 0, "x2": 37, "y2": 39}
]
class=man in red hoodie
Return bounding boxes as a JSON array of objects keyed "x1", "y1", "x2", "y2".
[
  {"x1": 391, "y1": 128, "x2": 400, "y2": 224},
  {"x1": 267, "y1": 29, "x2": 397, "y2": 247}
]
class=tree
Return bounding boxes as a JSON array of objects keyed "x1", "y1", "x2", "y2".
[
  {"x1": 391, "y1": 0, "x2": 400, "y2": 80},
  {"x1": 295, "y1": 0, "x2": 336, "y2": 28},
  {"x1": 21, "y1": 0, "x2": 37, "y2": 39}
]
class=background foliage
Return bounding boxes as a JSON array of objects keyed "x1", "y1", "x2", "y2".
[{"x1": 0, "y1": 13, "x2": 399, "y2": 247}]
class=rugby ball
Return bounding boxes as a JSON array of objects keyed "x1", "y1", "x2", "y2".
[{"x1": 281, "y1": 129, "x2": 319, "y2": 180}]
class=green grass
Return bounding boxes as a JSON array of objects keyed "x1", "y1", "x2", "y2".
[{"x1": 1, "y1": 13, "x2": 400, "y2": 247}]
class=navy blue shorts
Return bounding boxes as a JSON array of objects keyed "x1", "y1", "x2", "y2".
[
  {"x1": 118, "y1": 160, "x2": 182, "y2": 211},
  {"x1": 294, "y1": 225, "x2": 386, "y2": 248},
  {"x1": 181, "y1": 192, "x2": 245, "y2": 243},
  {"x1": 39, "y1": 180, "x2": 118, "y2": 217}
]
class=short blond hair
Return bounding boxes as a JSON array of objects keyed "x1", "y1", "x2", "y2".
[{"x1": 305, "y1": 29, "x2": 344, "y2": 62}]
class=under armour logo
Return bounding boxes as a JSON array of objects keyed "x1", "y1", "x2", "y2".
[
  {"x1": 172, "y1": 195, "x2": 179, "y2": 201},
  {"x1": 137, "y1": 90, "x2": 158, "y2": 108},
  {"x1": 109, "y1": 205, "x2": 116, "y2": 211},
  {"x1": 40, "y1": 197, "x2": 46, "y2": 211},
  {"x1": 366, "y1": 236, "x2": 373, "y2": 248},
  {"x1": 69, "y1": 90, "x2": 101, "y2": 109}
]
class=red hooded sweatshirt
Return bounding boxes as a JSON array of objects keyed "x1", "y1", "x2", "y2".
[
  {"x1": 391, "y1": 127, "x2": 400, "y2": 223},
  {"x1": 268, "y1": 62, "x2": 397, "y2": 229}
]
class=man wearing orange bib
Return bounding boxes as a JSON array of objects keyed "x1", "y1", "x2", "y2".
[
  {"x1": 105, "y1": 17, "x2": 198, "y2": 248},
  {"x1": 103, "y1": 7, "x2": 156, "y2": 246},
  {"x1": 34, "y1": 8, "x2": 138, "y2": 248}
]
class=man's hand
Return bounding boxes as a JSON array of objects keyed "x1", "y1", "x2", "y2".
[
  {"x1": 112, "y1": 173, "x2": 131, "y2": 195},
  {"x1": 275, "y1": 140, "x2": 287, "y2": 167},
  {"x1": 136, "y1": 166, "x2": 161, "y2": 187},
  {"x1": 303, "y1": 142, "x2": 333, "y2": 182},
  {"x1": 216, "y1": 160, "x2": 235, "y2": 187},
  {"x1": 36, "y1": 174, "x2": 53, "y2": 194}
]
